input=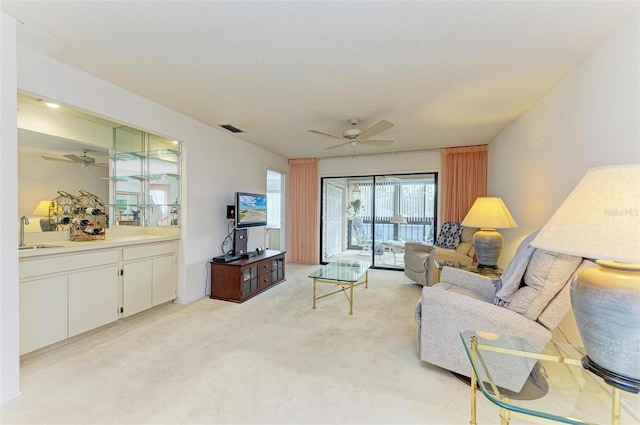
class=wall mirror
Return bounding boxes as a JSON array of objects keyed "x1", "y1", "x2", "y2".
[{"x1": 17, "y1": 93, "x2": 181, "y2": 233}]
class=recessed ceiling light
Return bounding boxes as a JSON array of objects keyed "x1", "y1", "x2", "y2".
[{"x1": 40, "y1": 100, "x2": 61, "y2": 109}]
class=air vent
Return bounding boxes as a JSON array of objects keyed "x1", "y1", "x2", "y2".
[{"x1": 219, "y1": 124, "x2": 244, "y2": 133}]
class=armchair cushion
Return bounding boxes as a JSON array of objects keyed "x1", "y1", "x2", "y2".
[
  {"x1": 455, "y1": 226, "x2": 476, "y2": 257},
  {"x1": 507, "y1": 250, "x2": 582, "y2": 320},
  {"x1": 435, "y1": 222, "x2": 463, "y2": 249},
  {"x1": 439, "y1": 267, "x2": 496, "y2": 302}
]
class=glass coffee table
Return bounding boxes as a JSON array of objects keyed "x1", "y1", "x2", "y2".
[
  {"x1": 308, "y1": 260, "x2": 371, "y2": 315},
  {"x1": 460, "y1": 330, "x2": 638, "y2": 425}
]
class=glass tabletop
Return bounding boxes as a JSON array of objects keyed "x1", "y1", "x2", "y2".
[
  {"x1": 460, "y1": 330, "x2": 639, "y2": 425},
  {"x1": 308, "y1": 260, "x2": 371, "y2": 283},
  {"x1": 435, "y1": 260, "x2": 503, "y2": 277}
]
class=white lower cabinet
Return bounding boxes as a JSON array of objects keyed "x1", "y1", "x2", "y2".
[
  {"x1": 152, "y1": 255, "x2": 177, "y2": 306},
  {"x1": 122, "y1": 242, "x2": 177, "y2": 317},
  {"x1": 68, "y1": 266, "x2": 120, "y2": 337},
  {"x1": 123, "y1": 260, "x2": 153, "y2": 317},
  {"x1": 19, "y1": 275, "x2": 68, "y2": 355},
  {"x1": 19, "y1": 240, "x2": 178, "y2": 355}
]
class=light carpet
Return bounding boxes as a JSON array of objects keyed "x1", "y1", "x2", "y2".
[{"x1": 2, "y1": 264, "x2": 506, "y2": 424}]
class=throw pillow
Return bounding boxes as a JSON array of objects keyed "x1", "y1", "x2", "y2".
[
  {"x1": 435, "y1": 222, "x2": 462, "y2": 249},
  {"x1": 507, "y1": 250, "x2": 582, "y2": 320}
]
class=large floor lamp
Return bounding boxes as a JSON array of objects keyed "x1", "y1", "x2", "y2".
[
  {"x1": 531, "y1": 164, "x2": 639, "y2": 393},
  {"x1": 461, "y1": 197, "x2": 518, "y2": 268}
]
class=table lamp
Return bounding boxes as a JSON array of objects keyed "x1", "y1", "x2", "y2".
[
  {"x1": 461, "y1": 197, "x2": 518, "y2": 268},
  {"x1": 531, "y1": 164, "x2": 640, "y2": 393},
  {"x1": 32, "y1": 200, "x2": 56, "y2": 231}
]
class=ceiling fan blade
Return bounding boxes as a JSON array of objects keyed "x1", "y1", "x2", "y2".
[
  {"x1": 358, "y1": 120, "x2": 394, "y2": 140},
  {"x1": 42, "y1": 156, "x2": 76, "y2": 163},
  {"x1": 64, "y1": 154, "x2": 96, "y2": 164},
  {"x1": 308, "y1": 130, "x2": 345, "y2": 141},
  {"x1": 358, "y1": 139, "x2": 394, "y2": 146},
  {"x1": 325, "y1": 141, "x2": 350, "y2": 150},
  {"x1": 93, "y1": 163, "x2": 109, "y2": 167}
]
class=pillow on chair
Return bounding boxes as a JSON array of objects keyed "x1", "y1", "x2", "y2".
[
  {"x1": 435, "y1": 222, "x2": 463, "y2": 249},
  {"x1": 507, "y1": 250, "x2": 582, "y2": 320}
]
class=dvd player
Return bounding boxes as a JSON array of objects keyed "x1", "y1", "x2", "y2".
[{"x1": 212, "y1": 254, "x2": 243, "y2": 263}]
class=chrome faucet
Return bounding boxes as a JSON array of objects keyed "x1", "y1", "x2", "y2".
[{"x1": 19, "y1": 216, "x2": 29, "y2": 247}]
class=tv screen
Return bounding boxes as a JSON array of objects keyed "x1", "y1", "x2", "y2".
[{"x1": 235, "y1": 192, "x2": 267, "y2": 228}]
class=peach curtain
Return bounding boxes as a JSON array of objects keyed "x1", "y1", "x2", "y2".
[
  {"x1": 288, "y1": 158, "x2": 319, "y2": 264},
  {"x1": 440, "y1": 145, "x2": 488, "y2": 222}
]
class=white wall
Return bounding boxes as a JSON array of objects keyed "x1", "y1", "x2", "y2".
[
  {"x1": 1, "y1": 12, "x2": 21, "y2": 404},
  {"x1": 488, "y1": 15, "x2": 639, "y2": 343},
  {"x1": 1, "y1": 14, "x2": 288, "y2": 403},
  {"x1": 319, "y1": 150, "x2": 440, "y2": 177}
]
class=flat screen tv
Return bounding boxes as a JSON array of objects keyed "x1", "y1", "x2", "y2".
[{"x1": 235, "y1": 192, "x2": 267, "y2": 228}]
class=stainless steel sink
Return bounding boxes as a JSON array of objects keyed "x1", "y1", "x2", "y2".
[{"x1": 18, "y1": 244, "x2": 63, "y2": 250}]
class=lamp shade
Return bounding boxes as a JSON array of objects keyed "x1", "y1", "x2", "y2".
[
  {"x1": 461, "y1": 197, "x2": 518, "y2": 229},
  {"x1": 530, "y1": 164, "x2": 640, "y2": 263},
  {"x1": 32, "y1": 200, "x2": 53, "y2": 216},
  {"x1": 390, "y1": 214, "x2": 407, "y2": 224}
]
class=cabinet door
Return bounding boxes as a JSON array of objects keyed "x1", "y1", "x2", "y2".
[
  {"x1": 152, "y1": 255, "x2": 176, "y2": 306},
  {"x1": 123, "y1": 260, "x2": 153, "y2": 317},
  {"x1": 68, "y1": 266, "x2": 119, "y2": 337},
  {"x1": 241, "y1": 265, "x2": 259, "y2": 298},
  {"x1": 19, "y1": 276, "x2": 68, "y2": 355},
  {"x1": 272, "y1": 256, "x2": 285, "y2": 283}
]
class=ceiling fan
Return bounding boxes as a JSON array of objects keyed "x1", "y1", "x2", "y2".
[
  {"x1": 309, "y1": 118, "x2": 394, "y2": 154},
  {"x1": 42, "y1": 150, "x2": 108, "y2": 168}
]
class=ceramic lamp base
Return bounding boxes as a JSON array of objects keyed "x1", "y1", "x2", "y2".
[
  {"x1": 571, "y1": 261, "x2": 640, "y2": 391},
  {"x1": 473, "y1": 228, "x2": 503, "y2": 268}
]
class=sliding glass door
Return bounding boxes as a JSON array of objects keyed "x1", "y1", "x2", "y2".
[{"x1": 320, "y1": 173, "x2": 437, "y2": 270}]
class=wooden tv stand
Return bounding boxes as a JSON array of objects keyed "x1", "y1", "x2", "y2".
[{"x1": 210, "y1": 250, "x2": 286, "y2": 303}]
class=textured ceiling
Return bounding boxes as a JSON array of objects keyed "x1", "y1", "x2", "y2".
[{"x1": 2, "y1": 1, "x2": 637, "y2": 159}]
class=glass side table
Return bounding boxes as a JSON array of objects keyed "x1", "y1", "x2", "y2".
[
  {"x1": 434, "y1": 260, "x2": 503, "y2": 279},
  {"x1": 460, "y1": 330, "x2": 639, "y2": 425}
]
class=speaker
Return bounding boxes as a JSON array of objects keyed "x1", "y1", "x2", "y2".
[
  {"x1": 234, "y1": 228, "x2": 247, "y2": 255},
  {"x1": 226, "y1": 205, "x2": 235, "y2": 219}
]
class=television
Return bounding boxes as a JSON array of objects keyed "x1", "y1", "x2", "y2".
[{"x1": 235, "y1": 192, "x2": 267, "y2": 228}]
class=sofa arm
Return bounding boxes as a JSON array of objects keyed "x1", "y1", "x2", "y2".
[
  {"x1": 439, "y1": 267, "x2": 497, "y2": 302},
  {"x1": 418, "y1": 286, "x2": 551, "y2": 392},
  {"x1": 431, "y1": 248, "x2": 473, "y2": 263}
]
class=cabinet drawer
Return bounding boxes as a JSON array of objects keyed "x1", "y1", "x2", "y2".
[
  {"x1": 20, "y1": 249, "x2": 119, "y2": 279},
  {"x1": 123, "y1": 242, "x2": 176, "y2": 261},
  {"x1": 258, "y1": 272, "x2": 272, "y2": 291},
  {"x1": 258, "y1": 259, "x2": 272, "y2": 275}
]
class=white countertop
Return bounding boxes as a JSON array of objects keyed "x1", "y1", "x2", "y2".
[{"x1": 19, "y1": 233, "x2": 180, "y2": 259}]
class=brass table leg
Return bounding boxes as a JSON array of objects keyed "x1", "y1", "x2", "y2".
[
  {"x1": 470, "y1": 336, "x2": 477, "y2": 425},
  {"x1": 349, "y1": 282, "x2": 354, "y2": 315},
  {"x1": 313, "y1": 278, "x2": 317, "y2": 309},
  {"x1": 612, "y1": 387, "x2": 620, "y2": 425},
  {"x1": 499, "y1": 407, "x2": 510, "y2": 425}
]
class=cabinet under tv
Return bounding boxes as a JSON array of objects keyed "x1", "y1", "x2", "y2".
[{"x1": 210, "y1": 250, "x2": 286, "y2": 303}]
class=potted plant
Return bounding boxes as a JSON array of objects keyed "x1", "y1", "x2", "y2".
[{"x1": 346, "y1": 199, "x2": 362, "y2": 220}]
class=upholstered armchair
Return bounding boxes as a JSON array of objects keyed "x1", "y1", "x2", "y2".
[
  {"x1": 404, "y1": 222, "x2": 476, "y2": 286},
  {"x1": 414, "y1": 232, "x2": 594, "y2": 392}
]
